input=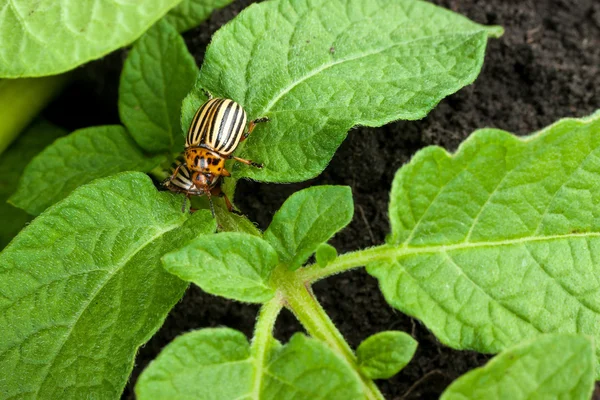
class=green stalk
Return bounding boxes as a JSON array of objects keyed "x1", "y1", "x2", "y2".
[
  {"x1": 0, "y1": 75, "x2": 69, "y2": 155},
  {"x1": 300, "y1": 244, "x2": 392, "y2": 283},
  {"x1": 250, "y1": 296, "x2": 283, "y2": 398},
  {"x1": 273, "y1": 268, "x2": 385, "y2": 400}
]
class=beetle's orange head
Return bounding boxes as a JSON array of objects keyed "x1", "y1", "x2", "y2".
[{"x1": 191, "y1": 171, "x2": 219, "y2": 191}]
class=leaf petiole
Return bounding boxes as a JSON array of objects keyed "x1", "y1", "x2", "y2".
[
  {"x1": 272, "y1": 267, "x2": 385, "y2": 400},
  {"x1": 250, "y1": 295, "x2": 283, "y2": 398},
  {"x1": 300, "y1": 244, "x2": 392, "y2": 283}
]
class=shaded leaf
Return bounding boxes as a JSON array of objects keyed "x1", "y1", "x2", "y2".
[
  {"x1": 366, "y1": 112, "x2": 600, "y2": 375},
  {"x1": 165, "y1": 0, "x2": 234, "y2": 33},
  {"x1": 0, "y1": 0, "x2": 183, "y2": 77},
  {"x1": 0, "y1": 120, "x2": 66, "y2": 249},
  {"x1": 163, "y1": 232, "x2": 277, "y2": 303},
  {"x1": 441, "y1": 334, "x2": 594, "y2": 400},
  {"x1": 357, "y1": 331, "x2": 417, "y2": 379},
  {"x1": 264, "y1": 186, "x2": 353, "y2": 270},
  {"x1": 10, "y1": 125, "x2": 163, "y2": 216},
  {"x1": 0, "y1": 172, "x2": 215, "y2": 399},
  {"x1": 120, "y1": 20, "x2": 199, "y2": 153},
  {"x1": 185, "y1": 0, "x2": 502, "y2": 182}
]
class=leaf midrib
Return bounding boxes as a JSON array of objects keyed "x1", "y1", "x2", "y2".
[
  {"x1": 32, "y1": 218, "x2": 186, "y2": 397},
  {"x1": 383, "y1": 231, "x2": 600, "y2": 259},
  {"x1": 257, "y1": 30, "x2": 487, "y2": 116}
]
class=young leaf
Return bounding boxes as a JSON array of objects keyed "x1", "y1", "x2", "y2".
[
  {"x1": 9, "y1": 125, "x2": 163, "y2": 216},
  {"x1": 188, "y1": 0, "x2": 502, "y2": 182},
  {"x1": 441, "y1": 334, "x2": 594, "y2": 400},
  {"x1": 357, "y1": 331, "x2": 417, "y2": 380},
  {"x1": 120, "y1": 19, "x2": 199, "y2": 153},
  {"x1": 366, "y1": 112, "x2": 600, "y2": 374},
  {"x1": 162, "y1": 232, "x2": 278, "y2": 303},
  {"x1": 264, "y1": 186, "x2": 353, "y2": 270},
  {"x1": 165, "y1": 0, "x2": 234, "y2": 33},
  {"x1": 0, "y1": 0, "x2": 183, "y2": 78},
  {"x1": 316, "y1": 243, "x2": 338, "y2": 268},
  {"x1": 136, "y1": 330, "x2": 363, "y2": 399},
  {"x1": 356, "y1": 331, "x2": 418, "y2": 379},
  {"x1": 0, "y1": 120, "x2": 66, "y2": 249},
  {"x1": 0, "y1": 172, "x2": 215, "y2": 400}
]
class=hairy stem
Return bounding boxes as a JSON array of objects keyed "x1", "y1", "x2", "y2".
[
  {"x1": 300, "y1": 244, "x2": 392, "y2": 283},
  {"x1": 250, "y1": 295, "x2": 283, "y2": 398},
  {"x1": 0, "y1": 75, "x2": 69, "y2": 155},
  {"x1": 273, "y1": 268, "x2": 385, "y2": 400}
]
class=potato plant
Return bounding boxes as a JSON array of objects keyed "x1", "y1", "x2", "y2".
[{"x1": 0, "y1": 0, "x2": 597, "y2": 399}]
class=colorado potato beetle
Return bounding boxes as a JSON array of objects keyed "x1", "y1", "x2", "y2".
[
  {"x1": 170, "y1": 94, "x2": 268, "y2": 188},
  {"x1": 165, "y1": 92, "x2": 267, "y2": 215}
]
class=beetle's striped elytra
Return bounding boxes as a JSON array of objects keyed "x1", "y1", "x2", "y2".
[
  {"x1": 183, "y1": 96, "x2": 268, "y2": 180},
  {"x1": 186, "y1": 98, "x2": 247, "y2": 153}
]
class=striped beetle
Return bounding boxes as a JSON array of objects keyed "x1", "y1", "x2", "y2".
[{"x1": 165, "y1": 92, "x2": 268, "y2": 215}]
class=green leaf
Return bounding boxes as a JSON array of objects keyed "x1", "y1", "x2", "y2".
[
  {"x1": 163, "y1": 232, "x2": 278, "y2": 303},
  {"x1": 0, "y1": 120, "x2": 66, "y2": 249},
  {"x1": 136, "y1": 330, "x2": 363, "y2": 400},
  {"x1": 264, "y1": 186, "x2": 353, "y2": 270},
  {"x1": 214, "y1": 204, "x2": 263, "y2": 236},
  {"x1": 0, "y1": 172, "x2": 215, "y2": 400},
  {"x1": 188, "y1": 0, "x2": 502, "y2": 182},
  {"x1": 136, "y1": 328, "x2": 253, "y2": 400},
  {"x1": 180, "y1": 77, "x2": 209, "y2": 137},
  {"x1": 9, "y1": 125, "x2": 163, "y2": 216},
  {"x1": 366, "y1": 112, "x2": 600, "y2": 375},
  {"x1": 120, "y1": 19, "x2": 199, "y2": 153},
  {"x1": 441, "y1": 334, "x2": 594, "y2": 400},
  {"x1": 0, "y1": 0, "x2": 183, "y2": 78},
  {"x1": 261, "y1": 333, "x2": 363, "y2": 399},
  {"x1": 316, "y1": 243, "x2": 338, "y2": 268},
  {"x1": 165, "y1": 0, "x2": 234, "y2": 33},
  {"x1": 356, "y1": 331, "x2": 417, "y2": 379}
]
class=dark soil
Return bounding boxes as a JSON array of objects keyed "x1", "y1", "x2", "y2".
[{"x1": 45, "y1": 0, "x2": 600, "y2": 398}]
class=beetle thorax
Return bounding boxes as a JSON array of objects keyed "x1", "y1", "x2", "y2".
[{"x1": 185, "y1": 147, "x2": 226, "y2": 175}]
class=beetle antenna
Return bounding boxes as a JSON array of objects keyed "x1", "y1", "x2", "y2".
[
  {"x1": 181, "y1": 195, "x2": 188, "y2": 213},
  {"x1": 206, "y1": 191, "x2": 216, "y2": 218}
]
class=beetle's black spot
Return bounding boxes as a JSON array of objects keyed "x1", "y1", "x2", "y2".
[
  {"x1": 212, "y1": 158, "x2": 220, "y2": 165},
  {"x1": 194, "y1": 156, "x2": 200, "y2": 165}
]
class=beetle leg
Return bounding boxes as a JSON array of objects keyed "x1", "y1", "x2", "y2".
[
  {"x1": 225, "y1": 195, "x2": 243, "y2": 215},
  {"x1": 221, "y1": 168, "x2": 232, "y2": 177},
  {"x1": 242, "y1": 116, "x2": 270, "y2": 140},
  {"x1": 231, "y1": 156, "x2": 263, "y2": 169},
  {"x1": 169, "y1": 163, "x2": 183, "y2": 182}
]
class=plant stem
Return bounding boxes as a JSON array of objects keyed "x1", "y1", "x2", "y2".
[
  {"x1": 273, "y1": 268, "x2": 385, "y2": 400},
  {"x1": 300, "y1": 244, "x2": 392, "y2": 283},
  {"x1": 0, "y1": 75, "x2": 69, "y2": 155},
  {"x1": 250, "y1": 295, "x2": 283, "y2": 399}
]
